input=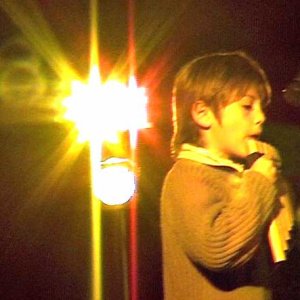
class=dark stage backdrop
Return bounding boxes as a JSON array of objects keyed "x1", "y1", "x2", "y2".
[{"x1": 0, "y1": 124, "x2": 91, "y2": 299}]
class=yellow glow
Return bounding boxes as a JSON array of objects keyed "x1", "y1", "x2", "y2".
[
  {"x1": 89, "y1": 137, "x2": 102, "y2": 300},
  {"x1": 89, "y1": 1, "x2": 102, "y2": 299},
  {"x1": 0, "y1": 1, "x2": 77, "y2": 83},
  {"x1": 94, "y1": 159, "x2": 136, "y2": 206}
]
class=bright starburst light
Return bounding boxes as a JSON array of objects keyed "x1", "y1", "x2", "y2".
[
  {"x1": 62, "y1": 71, "x2": 149, "y2": 144},
  {"x1": 62, "y1": 65, "x2": 149, "y2": 207}
]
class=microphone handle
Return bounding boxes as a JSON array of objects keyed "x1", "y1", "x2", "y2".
[{"x1": 245, "y1": 152, "x2": 264, "y2": 169}]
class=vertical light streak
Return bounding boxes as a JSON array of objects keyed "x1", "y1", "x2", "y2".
[
  {"x1": 90, "y1": 0, "x2": 100, "y2": 71},
  {"x1": 128, "y1": 0, "x2": 136, "y2": 78},
  {"x1": 90, "y1": 137, "x2": 102, "y2": 300},
  {"x1": 120, "y1": 209, "x2": 130, "y2": 300},
  {"x1": 89, "y1": 0, "x2": 102, "y2": 300},
  {"x1": 128, "y1": 1, "x2": 139, "y2": 299},
  {"x1": 129, "y1": 192, "x2": 138, "y2": 300}
]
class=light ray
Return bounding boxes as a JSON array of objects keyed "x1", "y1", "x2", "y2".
[
  {"x1": 89, "y1": 0, "x2": 102, "y2": 299},
  {"x1": 133, "y1": 1, "x2": 192, "y2": 69},
  {"x1": 0, "y1": 0, "x2": 80, "y2": 126},
  {"x1": 27, "y1": 129, "x2": 85, "y2": 204},
  {"x1": 128, "y1": 0, "x2": 136, "y2": 78},
  {"x1": 89, "y1": 136, "x2": 102, "y2": 300},
  {"x1": 0, "y1": 0, "x2": 78, "y2": 81},
  {"x1": 127, "y1": 2, "x2": 139, "y2": 299}
]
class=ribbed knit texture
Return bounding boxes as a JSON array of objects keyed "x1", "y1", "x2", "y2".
[{"x1": 161, "y1": 159, "x2": 279, "y2": 300}]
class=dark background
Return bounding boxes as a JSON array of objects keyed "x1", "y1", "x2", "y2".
[{"x1": 0, "y1": 0, "x2": 299, "y2": 299}]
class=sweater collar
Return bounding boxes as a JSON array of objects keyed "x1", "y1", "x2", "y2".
[{"x1": 177, "y1": 143, "x2": 244, "y2": 172}]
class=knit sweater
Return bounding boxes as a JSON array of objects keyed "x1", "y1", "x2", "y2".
[{"x1": 161, "y1": 148, "x2": 280, "y2": 299}]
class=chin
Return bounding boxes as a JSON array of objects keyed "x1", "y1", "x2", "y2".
[{"x1": 230, "y1": 150, "x2": 248, "y2": 161}]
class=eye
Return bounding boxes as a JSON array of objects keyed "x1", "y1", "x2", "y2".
[{"x1": 242, "y1": 104, "x2": 253, "y2": 111}]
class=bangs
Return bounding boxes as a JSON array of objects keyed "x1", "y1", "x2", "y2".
[{"x1": 223, "y1": 72, "x2": 272, "y2": 108}]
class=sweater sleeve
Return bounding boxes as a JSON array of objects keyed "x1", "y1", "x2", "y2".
[{"x1": 162, "y1": 160, "x2": 279, "y2": 271}]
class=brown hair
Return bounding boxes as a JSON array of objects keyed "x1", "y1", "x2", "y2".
[{"x1": 171, "y1": 51, "x2": 271, "y2": 156}]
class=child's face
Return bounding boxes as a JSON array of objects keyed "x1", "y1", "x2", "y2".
[{"x1": 209, "y1": 88, "x2": 266, "y2": 160}]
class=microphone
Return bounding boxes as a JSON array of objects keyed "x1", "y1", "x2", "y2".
[
  {"x1": 246, "y1": 140, "x2": 281, "y2": 170},
  {"x1": 246, "y1": 140, "x2": 294, "y2": 263}
]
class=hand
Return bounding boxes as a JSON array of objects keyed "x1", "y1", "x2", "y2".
[
  {"x1": 247, "y1": 140, "x2": 282, "y2": 169},
  {"x1": 250, "y1": 155, "x2": 278, "y2": 184}
]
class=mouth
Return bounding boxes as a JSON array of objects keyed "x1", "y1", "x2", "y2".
[
  {"x1": 248, "y1": 131, "x2": 262, "y2": 140},
  {"x1": 249, "y1": 134, "x2": 260, "y2": 140}
]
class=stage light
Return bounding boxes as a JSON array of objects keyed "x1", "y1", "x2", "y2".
[
  {"x1": 61, "y1": 66, "x2": 149, "y2": 206},
  {"x1": 94, "y1": 158, "x2": 135, "y2": 206},
  {"x1": 62, "y1": 69, "x2": 149, "y2": 144}
]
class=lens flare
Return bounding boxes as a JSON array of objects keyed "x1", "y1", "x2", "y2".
[
  {"x1": 62, "y1": 71, "x2": 149, "y2": 144},
  {"x1": 94, "y1": 160, "x2": 135, "y2": 206}
]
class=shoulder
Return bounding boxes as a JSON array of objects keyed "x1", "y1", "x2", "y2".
[
  {"x1": 170, "y1": 158, "x2": 215, "y2": 173},
  {"x1": 167, "y1": 159, "x2": 232, "y2": 180},
  {"x1": 165, "y1": 159, "x2": 209, "y2": 182},
  {"x1": 163, "y1": 159, "x2": 233, "y2": 194}
]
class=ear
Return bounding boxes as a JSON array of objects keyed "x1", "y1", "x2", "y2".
[{"x1": 191, "y1": 101, "x2": 213, "y2": 129}]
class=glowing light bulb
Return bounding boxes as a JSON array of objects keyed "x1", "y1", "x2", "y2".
[{"x1": 94, "y1": 159, "x2": 135, "y2": 205}]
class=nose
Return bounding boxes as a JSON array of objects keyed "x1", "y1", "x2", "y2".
[{"x1": 255, "y1": 105, "x2": 266, "y2": 125}]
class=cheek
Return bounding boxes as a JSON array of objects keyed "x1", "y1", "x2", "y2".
[
  {"x1": 228, "y1": 116, "x2": 249, "y2": 133},
  {"x1": 224, "y1": 123, "x2": 246, "y2": 146}
]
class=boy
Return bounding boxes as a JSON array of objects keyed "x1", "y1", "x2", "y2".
[{"x1": 160, "y1": 51, "x2": 293, "y2": 299}]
